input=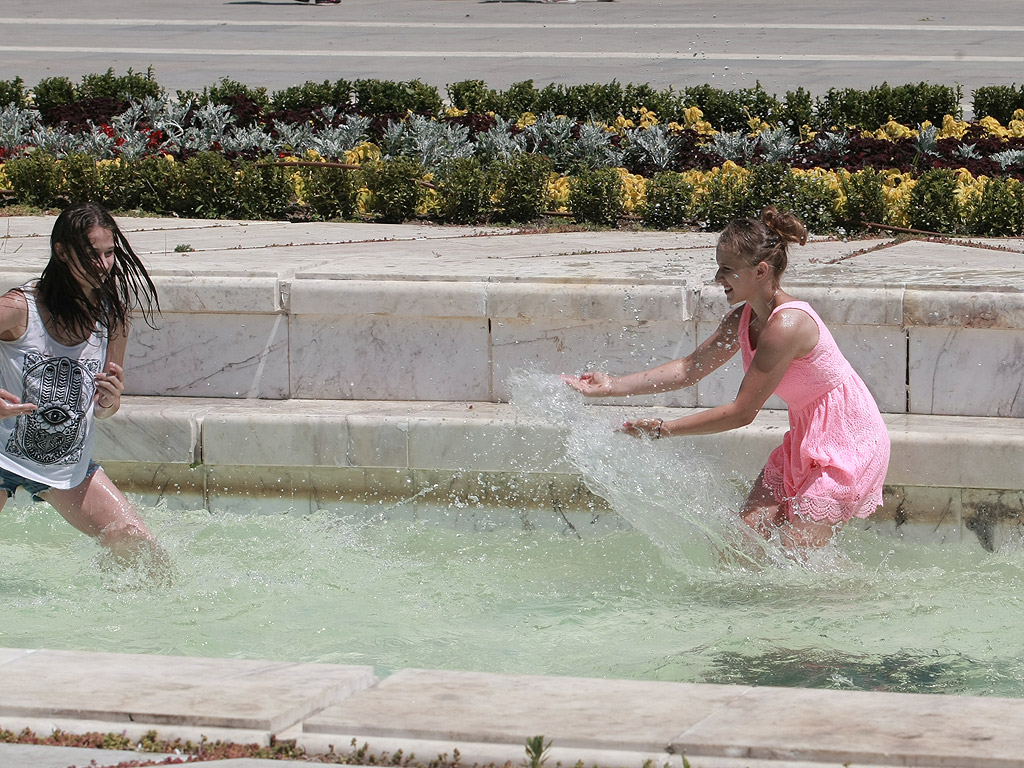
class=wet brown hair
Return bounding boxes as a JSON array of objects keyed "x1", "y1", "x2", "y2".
[
  {"x1": 39, "y1": 202, "x2": 159, "y2": 342},
  {"x1": 716, "y1": 206, "x2": 808, "y2": 284}
]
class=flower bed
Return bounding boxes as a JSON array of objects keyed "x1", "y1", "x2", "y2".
[{"x1": 2, "y1": 71, "x2": 1024, "y2": 234}]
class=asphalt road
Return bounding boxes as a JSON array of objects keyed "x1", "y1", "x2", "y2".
[{"x1": 3, "y1": 0, "x2": 1024, "y2": 114}]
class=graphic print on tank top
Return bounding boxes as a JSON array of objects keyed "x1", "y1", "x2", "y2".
[{"x1": 6, "y1": 352, "x2": 99, "y2": 465}]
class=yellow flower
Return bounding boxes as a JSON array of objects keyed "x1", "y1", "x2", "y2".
[
  {"x1": 635, "y1": 106, "x2": 659, "y2": 129},
  {"x1": 444, "y1": 106, "x2": 468, "y2": 118},
  {"x1": 615, "y1": 168, "x2": 646, "y2": 213},
  {"x1": 937, "y1": 114, "x2": 970, "y2": 140},
  {"x1": 872, "y1": 117, "x2": 915, "y2": 141},
  {"x1": 614, "y1": 114, "x2": 635, "y2": 131},
  {"x1": 418, "y1": 187, "x2": 440, "y2": 216},
  {"x1": 747, "y1": 116, "x2": 772, "y2": 136},
  {"x1": 345, "y1": 142, "x2": 381, "y2": 165},
  {"x1": 517, "y1": 112, "x2": 538, "y2": 128},
  {"x1": 976, "y1": 116, "x2": 1009, "y2": 139},
  {"x1": 356, "y1": 187, "x2": 372, "y2": 215},
  {"x1": 546, "y1": 173, "x2": 571, "y2": 212}
]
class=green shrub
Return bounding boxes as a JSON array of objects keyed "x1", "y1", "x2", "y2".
[
  {"x1": 839, "y1": 168, "x2": 888, "y2": 232},
  {"x1": 98, "y1": 157, "x2": 144, "y2": 211},
  {"x1": 964, "y1": 177, "x2": 1024, "y2": 236},
  {"x1": 815, "y1": 82, "x2": 962, "y2": 130},
  {"x1": 61, "y1": 153, "x2": 103, "y2": 204},
  {"x1": 447, "y1": 80, "x2": 498, "y2": 114},
  {"x1": 692, "y1": 167, "x2": 748, "y2": 229},
  {"x1": 182, "y1": 151, "x2": 237, "y2": 218},
  {"x1": 5, "y1": 151, "x2": 63, "y2": 208},
  {"x1": 780, "y1": 87, "x2": 814, "y2": 129},
  {"x1": 906, "y1": 168, "x2": 962, "y2": 234},
  {"x1": 641, "y1": 172, "x2": 694, "y2": 229},
  {"x1": 568, "y1": 168, "x2": 624, "y2": 226},
  {"x1": 353, "y1": 79, "x2": 442, "y2": 115},
  {"x1": 684, "y1": 83, "x2": 782, "y2": 132},
  {"x1": 32, "y1": 76, "x2": 76, "y2": 113},
  {"x1": 493, "y1": 153, "x2": 552, "y2": 223},
  {"x1": 200, "y1": 77, "x2": 270, "y2": 111},
  {"x1": 360, "y1": 157, "x2": 426, "y2": 223},
  {"x1": 0, "y1": 77, "x2": 27, "y2": 109},
  {"x1": 972, "y1": 84, "x2": 1024, "y2": 125},
  {"x1": 271, "y1": 80, "x2": 353, "y2": 112},
  {"x1": 133, "y1": 155, "x2": 188, "y2": 213},
  {"x1": 493, "y1": 80, "x2": 540, "y2": 119},
  {"x1": 536, "y1": 82, "x2": 631, "y2": 122},
  {"x1": 78, "y1": 67, "x2": 162, "y2": 102},
  {"x1": 788, "y1": 173, "x2": 840, "y2": 234},
  {"x1": 743, "y1": 162, "x2": 799, "y2": 218},
  {"x1": 297, "y1": 164, "x2": 357, "y2": 220},
  {"x1": 435, "y1": 157, "x2": 493, "y2": 224},
  {"x1": 233, "y1": 160, "x2": 293, "y2": 220}
]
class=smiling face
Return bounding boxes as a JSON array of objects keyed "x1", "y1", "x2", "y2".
[{"x1": 714, "y1": 248, "x2": 758, "y2": 305}]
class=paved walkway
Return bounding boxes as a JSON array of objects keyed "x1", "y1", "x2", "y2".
[
  {"x1": 6, "y1": 0, "x2": 1024, "y2": 105},
  {"x1": 4, "y1": 648, "x2": 1024, "y2": 768}
]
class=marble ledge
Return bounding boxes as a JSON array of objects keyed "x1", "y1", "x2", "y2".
[{"x1": 93, "y1": 398, "x2": 1024, "y2": 495}]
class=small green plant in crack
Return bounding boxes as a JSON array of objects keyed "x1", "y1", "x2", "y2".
[
  {"x1": 524, "y1": 735, "x2": 551, "y2": 768},
  {"x1": 174, "y1": 243, "x2": 195, "y2": 252}
]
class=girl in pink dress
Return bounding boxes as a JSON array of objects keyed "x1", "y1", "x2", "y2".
[{"x1": 563, "y1": 207, "x2": 890, "y2": 551}]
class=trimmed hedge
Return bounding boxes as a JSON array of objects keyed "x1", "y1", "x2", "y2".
[{"x1": 3, "y1": 71, "x2": 1024, "y2": 234}]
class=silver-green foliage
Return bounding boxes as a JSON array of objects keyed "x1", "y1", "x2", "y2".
[
  {"x1": 703, "y1": 129, "x2": 758, "y2": 162},
  {"x1": 0, "y1": 105, "x2": 43, "y2": 156}
]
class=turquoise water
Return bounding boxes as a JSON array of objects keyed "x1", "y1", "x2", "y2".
[
  {"x1": 1, "y1": 372, "x2": 1021, "y2": 697},
  {"x1": 1, "y1": 498, "x2": 1022, "y2": 696}
]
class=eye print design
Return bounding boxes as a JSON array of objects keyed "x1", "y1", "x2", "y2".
[{"x1": 6, "y1": 353, "x2": 100, "y2": 465}]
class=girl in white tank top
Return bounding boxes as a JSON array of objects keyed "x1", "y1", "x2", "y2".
[{"x1": 0, "y1": 202, "x2": 168, "y2": 577}]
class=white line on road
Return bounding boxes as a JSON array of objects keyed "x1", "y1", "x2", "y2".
[
  {"x1": 5, "y1": 18, "x2": 1024, "y2": 32},
  {"x1": 1, "y1": 46, "x2": 1021, "y2": 62}
]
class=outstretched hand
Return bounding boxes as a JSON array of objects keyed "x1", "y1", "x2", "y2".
[
  {"x1": 0, "y1": 388, "x2": 37, "y2": 421},
  {"x1": 618, "y1": 417, "x2": 665, "y2": 439},
  {"x1": 560, "y1": 371, "x2": 613, "y2": 397}
]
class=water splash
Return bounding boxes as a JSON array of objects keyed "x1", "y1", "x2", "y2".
[{"x1": 506, "y1": 369, "x2": 761, "y2": 568}]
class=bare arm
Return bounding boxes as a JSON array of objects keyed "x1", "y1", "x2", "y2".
[
  {"x1": 563, "y1": 308, "x2": 744, "y2": 397},
  {"x1": 0, "y1": 291, "x2": 37, "y2": 420},
  {"x1": 95, "y1": 324, "x2": 128, "y2": 419},
  {"x1": 625, "y1": 308, "x2": 819, "y2": 438}
]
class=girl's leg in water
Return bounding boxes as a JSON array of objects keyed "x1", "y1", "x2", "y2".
[
  {"x1": 737, "y1": 471, "x2": 840, "y2": 563},
  {"x1": 740, "y1": 469, "x2": 786, "y2": 540},
  {"x1": 778, "y1": 515, "x2": 842, "y2": 550},
  {"x1": 42, "y1": 469, "x2": 171, "y2": 578}
]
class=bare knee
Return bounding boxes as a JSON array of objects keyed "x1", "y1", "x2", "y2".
[{"x1": 780, "y1": 517, "x2": 840, "y2": 550}]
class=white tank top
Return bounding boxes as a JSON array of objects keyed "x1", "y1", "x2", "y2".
[{"x1": 0, "y1": 284, "x2": 107, "y2": 489}]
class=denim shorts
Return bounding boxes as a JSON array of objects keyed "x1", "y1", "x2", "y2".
[{"x1": 0, "y1": 462, "x2": 101, "y2": 501}]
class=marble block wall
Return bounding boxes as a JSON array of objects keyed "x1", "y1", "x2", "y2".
[{"x1": 94, "y1": 274, "x2": 1024, "y2": 418}]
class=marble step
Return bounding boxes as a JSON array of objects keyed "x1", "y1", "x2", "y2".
[{"x1": 90, "y1": 396, "x2": 1024, "y2": 544}]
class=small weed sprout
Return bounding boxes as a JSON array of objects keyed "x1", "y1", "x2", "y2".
[{"x1": 525, "y1": 735, "x2": 552, "y2": 768}]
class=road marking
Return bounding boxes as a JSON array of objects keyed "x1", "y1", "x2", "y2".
[
  {"x1": 5, "y1": 18, "x2": 1024, "y2": 32},
  {"x1": 1, "y1": 46, "x2": 1021, "y2": 62}
]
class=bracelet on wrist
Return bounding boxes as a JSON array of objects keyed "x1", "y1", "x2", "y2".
[{"x1": 655, "y1": 418, "x2": 664, "y2": 438}]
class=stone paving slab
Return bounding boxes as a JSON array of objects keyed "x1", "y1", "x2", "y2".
[
  {"x1": 673, "y1": 685, "x2": 1024, "y2": 768},
  {"x1": 303, "y1": 667, "x2": 749, "y2": 752},
  {"x1": 0, "y1": 649, "x2": 376, "y2": 733},
  {"x1": 0, "y1": 743, "x2": 178, "y2": 768}
]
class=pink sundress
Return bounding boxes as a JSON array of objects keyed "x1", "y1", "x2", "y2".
[{"x1": 739, "y1": 301, "x2": 890, "y2": 523}]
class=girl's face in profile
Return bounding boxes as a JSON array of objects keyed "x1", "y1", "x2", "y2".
[{"x1": 714, "y1": 249, "x2": 756, "y2": 305}]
